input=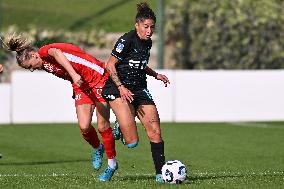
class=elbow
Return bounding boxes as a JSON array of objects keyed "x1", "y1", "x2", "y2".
[{"x1": 105, "y1": 62, "x2": 115, "y2": 73}]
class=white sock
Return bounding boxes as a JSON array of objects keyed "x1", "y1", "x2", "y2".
[{"x1": 108, "y1": 158, "x2": 117, "y2": 169}]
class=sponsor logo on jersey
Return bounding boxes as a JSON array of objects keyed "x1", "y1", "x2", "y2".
[
  {"x1": 116, "y1": 43, "x2": 124, "y2": 53},
  {"x1": 128, "y1": 59, "x2": 148, "y2": 69}
]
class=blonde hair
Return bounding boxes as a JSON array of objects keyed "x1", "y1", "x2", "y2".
[{"x1": 4, "y1": 35, "x2": 37, "y2": 65}]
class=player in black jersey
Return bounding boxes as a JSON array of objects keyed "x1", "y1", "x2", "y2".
[{"x1": 102, "y1": 2, "x2": 170, "y2": 183}]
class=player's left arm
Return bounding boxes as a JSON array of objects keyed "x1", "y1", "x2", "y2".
[
  {"x1": 48, "y1": 48, "x2": 83, "y2": 87},
  {"x1": 145, "y1": 66, "x2": 170, "y2": 87}
]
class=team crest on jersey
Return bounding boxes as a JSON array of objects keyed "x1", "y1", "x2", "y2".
[
  {"x1": 43, "y1": 63, "x2": 54, "y2": 72},
  {"x1": 116, "y1": 43, "x2": 124, "y2": 53}
]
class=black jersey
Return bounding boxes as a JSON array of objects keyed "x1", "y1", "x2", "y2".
[{"x1": 107, "y1": 30, "x2": 152, "y2": 91}]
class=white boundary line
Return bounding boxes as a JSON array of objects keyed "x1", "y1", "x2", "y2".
[
  {"x1": 228, "y1": 122, "x2": 284, "y2": 129},
  {"x1": 0, "y1": 173, "x2": 69, "y2": 177}
]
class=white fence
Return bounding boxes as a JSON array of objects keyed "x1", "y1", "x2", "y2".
[{"x1": 1, "y1": 70, "x2": 284, "y2": 124}]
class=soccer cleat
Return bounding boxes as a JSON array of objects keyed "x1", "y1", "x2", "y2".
[
  {"x1": 112, "y1": 120, "x2": 121, "y2": 140},
  {"x1": 98, "y1": 164, "x2": 118, "y2": 182},
  {"x1": 155, "y1": 174, "x2": 165, "y2": 183},
  {"x1": 112, "y1": 120, "x2": 126, "y2": 145},
  {"x1": 92, "y1": 144, "x2": 104, "y2": 170},
  {"x1": 121, "y1": 133, "x2": 126, "y2": 145}
]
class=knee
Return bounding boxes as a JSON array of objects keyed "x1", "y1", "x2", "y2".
[
  {"x1": 79, "y1": 124, "x2": 92, "y2": 133},
  {"x1": 97, "y1": 120, "x2": 110, "y2": 133},
  {"x1": 78, "y1": 120, "x2": 91, "y2": 133},
  {"x1": 147, "y1": 128, "x2": 162, "y2": 142},
  {"x1": 126, "y1": 141, "x2": 139, "y2": 148}
]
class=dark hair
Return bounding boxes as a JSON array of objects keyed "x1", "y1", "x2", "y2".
[
  {"x1": 5, "y1": 35, "x2": 36, "y2": 65},
  {"x1": 135, "y1": 2, "x2": 156, "y2": 23}
]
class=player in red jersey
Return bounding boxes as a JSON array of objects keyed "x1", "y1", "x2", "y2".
[{"x1": 4, "y1": 35, "x2": 117, "y2": 181}]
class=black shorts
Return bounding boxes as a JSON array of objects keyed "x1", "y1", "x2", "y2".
[{"x1": 102, "y1": 83, "x2": 155, "y2": 110}]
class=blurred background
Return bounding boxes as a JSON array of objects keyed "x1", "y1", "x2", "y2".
[{"x1": 0, "y1": 0, "x2": 284, "y2": 123}]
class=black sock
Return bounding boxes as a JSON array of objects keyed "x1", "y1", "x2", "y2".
[{"x1": 150, "y1": 140, "x2": 165, "y2": 175}]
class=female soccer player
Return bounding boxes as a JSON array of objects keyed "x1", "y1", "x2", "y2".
[
  {"x1": 102, "y1": 2, "x2": 170, "y2": 183},
  {"x1": 5, "y1": 35, "x2": 117, "y2": 181}
]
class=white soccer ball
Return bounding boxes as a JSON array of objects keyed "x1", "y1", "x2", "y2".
[{"x1": 161, "y1": 160, "x2": 187, "y2": 184}]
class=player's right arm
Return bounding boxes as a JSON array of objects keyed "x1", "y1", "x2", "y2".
[
  {"x1": 105, "y1": 56, "x2": 134, "y2": 102},
  {"x1": 47, "y1": 48, "x2": 83, "y2": 87},
  {"x1": 0, "y1": 64, "x2": 3, "y2": 73}
]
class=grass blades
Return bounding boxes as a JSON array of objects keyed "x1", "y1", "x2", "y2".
[{"x1": 0, "y1": 122, "x2": 284, "y2": 188}]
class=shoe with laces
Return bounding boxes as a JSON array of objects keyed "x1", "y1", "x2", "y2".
[
  {"x1": 98, "y1": 164, "x2": 118, "y2": 181},
  {"x1": 92, "y1": 144, "x2": 104, "y2": 170},
  {"x1": 156, "y1": 174, "x2": 165, "y2": 183},
  {"x1": 112, "y1": 120, "x2": 121, "y2": 140}
]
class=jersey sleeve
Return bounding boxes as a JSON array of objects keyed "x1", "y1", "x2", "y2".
[
  {"x1": 38, "y1": 45, "x2": 51, "y2": 58},
  {"x1": 111, "y1": 34, "x2": 131, "y2": 61}
]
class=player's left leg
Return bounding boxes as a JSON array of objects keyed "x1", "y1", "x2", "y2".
[
  {"x1": 95, "y1": 101, "x2": 118, "y2": 181},
  {"x1": 137, "y1": 104, "x2": 165, "y2": 183}
]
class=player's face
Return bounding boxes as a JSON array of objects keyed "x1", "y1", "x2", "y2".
[
  {"x1": 21, "y1": 52, "x2": 43, "y2": 72},
  {"x1": 135, "y1": 19, "x2": 155, "y2": 40}
]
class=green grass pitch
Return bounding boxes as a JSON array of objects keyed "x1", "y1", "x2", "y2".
[
  {"x1": 2, "y1": 0, "x2": 159, "y2": 33},
  {"x1": 0, "y1": 122, "x2": 284, "y2": 188}
]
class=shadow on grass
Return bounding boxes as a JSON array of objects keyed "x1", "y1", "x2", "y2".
[{"x1": 0, "y1": 159, "x2": 88, "y2": 166}]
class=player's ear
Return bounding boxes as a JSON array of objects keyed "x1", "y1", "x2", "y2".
[{"x1": 30, "y1": 51, "x2": 38, "y2": 58}]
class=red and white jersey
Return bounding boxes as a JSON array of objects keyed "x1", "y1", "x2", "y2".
[{"x1": 38, "y1": 43, "x2": 107, "y2": 90}]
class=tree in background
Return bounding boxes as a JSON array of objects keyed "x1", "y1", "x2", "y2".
[{"x1": 166, "y1": 0, "x2": 284, "y2": 69}]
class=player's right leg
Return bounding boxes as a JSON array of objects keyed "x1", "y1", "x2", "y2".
[
  {"x1": 109, "y1": 98, "x2": 138, "y2": 147},
  {"x1": 73, "y1": 86, "x2": 104, "y2": 171},
  {"x1": 95, "y1": 101, "x2": 119, "y2": 181}
]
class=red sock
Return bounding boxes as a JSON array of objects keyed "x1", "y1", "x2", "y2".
[
  {"x1": 100, "y1": 127, "x2": 116, "y2": 159},
  {"x1": 80, "y1": 126, "x2": 100, "y2": 149}
]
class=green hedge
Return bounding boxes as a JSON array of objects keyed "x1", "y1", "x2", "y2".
[{"x1": 166, "y1": 0, "x2": 284, "y2": 69}]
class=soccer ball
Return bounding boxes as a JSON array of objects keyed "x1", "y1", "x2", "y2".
[{"x1": 161, "y1": 160, "x2": 187, "y2": 184}]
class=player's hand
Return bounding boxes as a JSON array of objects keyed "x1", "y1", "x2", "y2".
[
  {"x1": 72, "y1": 74, "x2": 83, "y2": 87},
  {"x1": 156, "y1": 74, "x2": 170, "y2": 87},
  {"x1": 118, "y1": 85, "x2": 134, "y2": 103},
  {"x1": 0, "y1": 64, "x2": 4, "y2": 73}
]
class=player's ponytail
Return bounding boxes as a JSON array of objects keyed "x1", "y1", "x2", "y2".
[
  {"x1": 4, "y1": 35, "x2": 36, "y2": 65},
  {"x1": 6, "y1": 35, "x2": 30, "y2": 52},
  {"x1": 135, "y1": 2, "x2": 156, "y2": 23}
]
